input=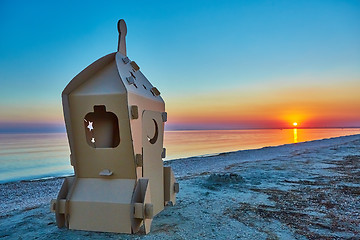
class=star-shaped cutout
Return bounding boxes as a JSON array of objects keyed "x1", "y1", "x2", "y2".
[{"x1": 87, "y1": 121, "x2": 94, "y2": 131}]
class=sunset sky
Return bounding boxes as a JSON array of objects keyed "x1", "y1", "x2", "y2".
[{"x1": 0, "y1": 0, "x2": 359, "y2": 132}]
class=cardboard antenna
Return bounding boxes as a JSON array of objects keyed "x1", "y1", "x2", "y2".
[{"x1": 117, "y1": 19, "x2": 127, "y2": 56}]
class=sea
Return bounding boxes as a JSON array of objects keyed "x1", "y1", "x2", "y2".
[{"x1": 0, "y1": 128, "x2": 359, "y2": 183}]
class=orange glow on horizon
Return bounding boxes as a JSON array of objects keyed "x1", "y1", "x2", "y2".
[
  {"x1": 166, "y1": 78, "x2": 360, "y2": 129},
  {"x1": 1, "y1": 77, "x2": 359, "y2": 131}
]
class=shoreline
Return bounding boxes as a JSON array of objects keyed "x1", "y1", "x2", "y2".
[
  {"x1": 2, "y1": 130, "x2": 360, "y2": 184},
  {"x1": 1, "y1": 133, "x2": 359, "y2": 185},
  {"x1": 1, "y1": 134, "x2": 360, "y2": 239}
]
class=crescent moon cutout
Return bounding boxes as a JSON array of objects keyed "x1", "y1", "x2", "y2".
[{"x1": 148, "y1": 119, "x2": 158, "y2": 144}]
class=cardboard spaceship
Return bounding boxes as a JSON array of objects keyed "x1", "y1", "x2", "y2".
[{"x1": 50, "y1": 19, "x2": 178, "y2": 234}]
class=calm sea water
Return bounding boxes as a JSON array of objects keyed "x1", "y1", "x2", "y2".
[{"x1": 0, "y1": 128, "x2": 359, "y2": 183}]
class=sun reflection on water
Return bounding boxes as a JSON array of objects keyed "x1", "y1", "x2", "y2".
[{"x1": 293, "y1": 128, "x2": 298, "y2": 143}]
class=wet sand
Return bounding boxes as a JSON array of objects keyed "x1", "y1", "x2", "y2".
[{"x1": 1, "y1": 134, "x2": 359, "y2": 239}]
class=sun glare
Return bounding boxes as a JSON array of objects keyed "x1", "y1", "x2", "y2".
[
  {"x1": 293, "y1": 122, "x2": 298, "y2": 127},
  {"x1": 293, "y1": 128, "x2": 298, "y2": 143}
]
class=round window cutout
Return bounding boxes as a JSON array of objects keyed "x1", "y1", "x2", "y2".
[{"x1": 147, "y1": 119, "x2": 158, "y2": 144}]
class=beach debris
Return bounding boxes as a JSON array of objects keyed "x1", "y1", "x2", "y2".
[
  {"x1": 208, "y1": 173, "x2": 244, "y2": 183},
  {"x1": 203, "y1": 173, "x2": 245, "y2": 190},
  {"x1": 50, "y1": 19, "x2": 178, "y2": 234}
]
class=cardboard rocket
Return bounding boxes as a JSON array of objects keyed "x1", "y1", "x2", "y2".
[{"x1": 50, "y1": 19, "x2": 178, "y2": 234}]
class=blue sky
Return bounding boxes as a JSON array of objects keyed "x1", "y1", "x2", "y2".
[{"x1": 0, "y1": 0, "x2": 359, "y2": 132}]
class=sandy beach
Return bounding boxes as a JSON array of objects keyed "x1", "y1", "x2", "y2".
[{"x1": 1, "y1": 134, "x2": 359, "y2": 239}]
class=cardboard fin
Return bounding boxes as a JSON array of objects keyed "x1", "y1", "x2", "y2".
[
  {"x1": 131, "y1": 178, "x2": 153, "y2": 234},
  {"x1": 164, "y1": 167, "x2": 177, "y2": 205},
  {"x1": 52, "y1": 177, "x2": 75, "y2": 228}
]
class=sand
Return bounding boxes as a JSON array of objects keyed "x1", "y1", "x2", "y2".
[{"x1": 1, "y1": 134, "x2": 360, "y2": 239}]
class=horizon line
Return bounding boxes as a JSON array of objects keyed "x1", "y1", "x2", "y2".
[{"x1": 1, "y1": 126, "x2": 360, "y2": 134}]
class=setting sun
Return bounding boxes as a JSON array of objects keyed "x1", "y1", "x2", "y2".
[{"x1": 293, "y1": 122, "x2": 298, "y2": 127}]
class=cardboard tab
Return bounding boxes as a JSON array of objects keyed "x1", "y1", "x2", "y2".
[
  {"x1": 130, "y1": 61, "x2": 140, "y2": 71},
  {"x1": 70, "y1": 154, "x2": 74, "y2": 166},
  {"x1": 145, "y1": 203, "x2": 154, "y2": 219},
  {"x1": 122, "y1": 57, "x2": 130, "y2": 64},
  {"x1": 161, "y1": 112, "x2": 167, "y2": 122},
  {"x1": 161, "y1": 148, "x2": 166, "y2": 158},
  {"x1": 134, "y1": 203, "x2": 144, "y2": 219},
  {"x1": 50, "y1": 199, "x2": 66, "y2": 214},
  {"x1": 99, "y1": 169, "x2": 113, "y2": 176},
  {"x1": 126, "y1": 76, "x2": 135, "y2": 85},
  {"x1": 174, "y1": 182, "x2": 179, "y2": 193},
  {"x1": 131, "y1": 105, "x2": 139, "y2": 119},
  {"x1": 135, "y1": 154, "x2": 143, "y2": 167},
  {"x1": 151, "y1": 87, "x2": 160, "y2": 96}
]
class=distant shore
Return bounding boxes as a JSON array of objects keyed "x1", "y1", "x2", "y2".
[{"x1": 1, "y1": 134, "x2": 360, "y2": 239}]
